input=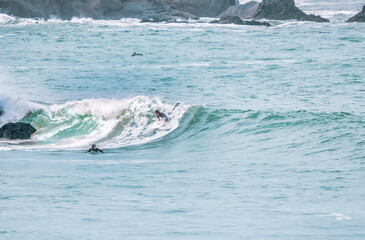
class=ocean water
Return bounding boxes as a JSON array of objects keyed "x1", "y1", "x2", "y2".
[{"x1": 1, "y1": 0, "x2": 365, "y2": 239}]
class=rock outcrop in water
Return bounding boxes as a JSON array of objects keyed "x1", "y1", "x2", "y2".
[
  {"x1": 347, "y1": 5, "x2": 365, "y2": 22},
  {"x1": 219, "y1": 1, "x2": 259, "y2": 19},
  {"x1": 254, "y1": 0, "x2": 329, "y2": 22},
  {"x1": 210, "y1": 15, "x2": 271, "y2": 26},
  {"x1": 0, "y1": 122, "x2": 36, "y2": 140},
  {"x1": 0, "y1": 0, "x2": 235, "y2": 20}
]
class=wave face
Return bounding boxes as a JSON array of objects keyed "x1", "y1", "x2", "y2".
[
  {"x1": 2, "y1": 96, "x2": 363, "y2": 157},
  {"x1": 0, "y1": 96, "x2": 189, "y2": 150}
]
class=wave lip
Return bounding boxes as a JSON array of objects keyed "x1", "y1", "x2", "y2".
[{"x1": 0, "y1": 96, "x2": 189, "y2": 150}]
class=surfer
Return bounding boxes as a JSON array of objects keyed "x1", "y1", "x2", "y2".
[
  {"x1": 87, "y1": 144, "x2": 104, "y2": 153},
  {"x1": 155, "y1": 110, "x2": 168, "y2": 122},
  {"x1": 132, "y1": 52, "x2": 143, "y2": 56}
]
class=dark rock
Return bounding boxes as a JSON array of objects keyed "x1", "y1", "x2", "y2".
[
  {"x1": 0, "y1": 106, "x2": 3, "y2": 117},
  {"x1": 0, "y1": 122, "x2": 36, "y2": 140},
  {"x1": 241, "y1": 19, "x2": 271, "y2": 26},
  {"x1": 219, "y1": 1, "x2": 259, "y2": 19},
  {"x1": 347, "y1": 5, "x2": 365, "y2": 22},
  {"x1": 254, "y1": 0, "x2": 329, "y2": 23},
  {"x1": 211, "y1": 15, "x2": 271, "y2": 26}
]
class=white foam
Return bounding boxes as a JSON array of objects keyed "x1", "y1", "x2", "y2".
[
  {"x1": 0, "y1": 13, "x2": 17, "y2": 24},
  {"x1": 305, "y1": 10, "x2": 359, "y2": 19},
  {"x1": 322, "y1": 213, "x2": 351, "y2": 221},
  {"x1": 0, "y1": 94, "x2": 46, "y2": 126}
]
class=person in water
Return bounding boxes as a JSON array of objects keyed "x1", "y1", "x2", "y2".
[
  {"x1": 132, "y1": 52, "x2": 143, "y2": 56},
  {"x1": 88, "y1": 144, "x2": 104, "y2": 153},
  {"x1": 155, "y1": 110, "x2": 168, "y2": 121}
]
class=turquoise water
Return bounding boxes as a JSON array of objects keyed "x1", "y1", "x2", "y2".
[{"x1": 1, "y1": 1, "x2": 365, "y2": 239}]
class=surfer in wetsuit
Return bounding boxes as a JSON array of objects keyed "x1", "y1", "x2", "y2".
[
  {"x1": 155, "y1": 110, "x2": 168, "y2": 121},
  {"x1": 87, "y1": 144, "x2": 104, "y2": 153},
  {"x1": 132, "y1": 52, "x2": 143, "y2": 56}
]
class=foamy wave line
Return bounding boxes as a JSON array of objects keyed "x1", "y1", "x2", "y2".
[{"x1": 305, "y1": 10, "x2": 359, "y2": 19}]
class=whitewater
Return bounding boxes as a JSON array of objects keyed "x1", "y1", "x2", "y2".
[{"x1": 1, "y1": 0, "x2": 365, "y2": 239}]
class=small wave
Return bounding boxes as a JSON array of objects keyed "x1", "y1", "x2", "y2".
[
  {"x1": 0, "y1": 13, "x2": 42, "y2": 25},
  {"x1": 155, "y1": 62, "x2": 210, "y2": 69},
  {"x1": 321, "y1": 213, "x2": 351, "y2": 221}
]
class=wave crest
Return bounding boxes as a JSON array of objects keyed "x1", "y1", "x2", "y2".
[{"x1": 0, "y1": 96, "x2": 189, "y2": 150}]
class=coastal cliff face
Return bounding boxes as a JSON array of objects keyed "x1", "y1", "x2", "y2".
[
  {"x1": 160, "y1": 0, "x2": 235, "y2": 17},
  {"x1": 347, "y1": 5, "x2": 365, "y2": 22},
  {"x1": 0, "y1": 0, "x2": 129, "y2": 19},
  {"x1": 0, "y1": 0, "x2": 235, "y2": 19},
  {"x1": 254, "y1": 0, "x2": 329, "y2": 22},
  {"x1": 219, "y1": 1, "x2": 259, "y2": 19}
]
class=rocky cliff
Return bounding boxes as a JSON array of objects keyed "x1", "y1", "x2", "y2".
[
  {"x1": 254, "y1": 0, "x2": 329, "y2": 22},
  {"x1": 347, "y1": 5, "x2": 365, "y2": 22},
  {"x1": 0, "y1": 0, "x2": 235, "y2": 19},
  {"x1": 219, "y1": 1, "x2": 259, "y2": 19},
  {"x1": 161, "y1": 0, "x2": 235, "y2": 17}
]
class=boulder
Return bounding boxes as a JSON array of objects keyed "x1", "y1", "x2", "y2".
[
  {"x1": 254, "y1": 0, "x2": 329, "y2": 23},
  {"x1": 219, "y1": 1, "x2": 259, "y2": 19},
  {"x1": 0, "y1": 122, "x2": 36, "y2": 140},
  {"x1": 210, "y1": 15, "x2": 271, "y2": 26},
  {"x1": 347, "y1": 5, "x2": 365, "y2": 22}
]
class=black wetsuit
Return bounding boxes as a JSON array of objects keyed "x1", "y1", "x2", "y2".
[
  {"x1": 157, "y1": 112, "x2": 168, "y2": 121},
  {"x1": 88, "y1": 147, "x2": 103, "y2": 153},
  {"x1": 132, "y1": 53, "x2": 143, "y2": 56}
]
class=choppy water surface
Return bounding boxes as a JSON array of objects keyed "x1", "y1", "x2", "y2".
[{"x1": 1, "y1": 1, "x2": 365, "y2": 239}]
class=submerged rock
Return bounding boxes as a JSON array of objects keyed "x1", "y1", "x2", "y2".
[
  {"x1": 347, "y1": 5, "x2": 365, "y2": 22},
  {"x1": 241, "y1": 19, "x2": 271, "y2": 26},
  {"x1": 254, "y1": 0, "x2": 329, "y2": 23},
  {"x1": 140, "y1": 17, "x2": 168, "y2": 23},
  {"x1": 210, "y1": 15, "x2": 271, "y2": 26},
  {"x1": 219, "y1": 1, "x2": 259, "y2": 19},
  {"x1": 0, "y1": 122, "x2": 36, "y2": 140}
]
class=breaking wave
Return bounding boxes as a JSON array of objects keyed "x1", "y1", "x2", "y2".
[{"x1": 0, "y1": 95, "x2": 189, "y2": 150}]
